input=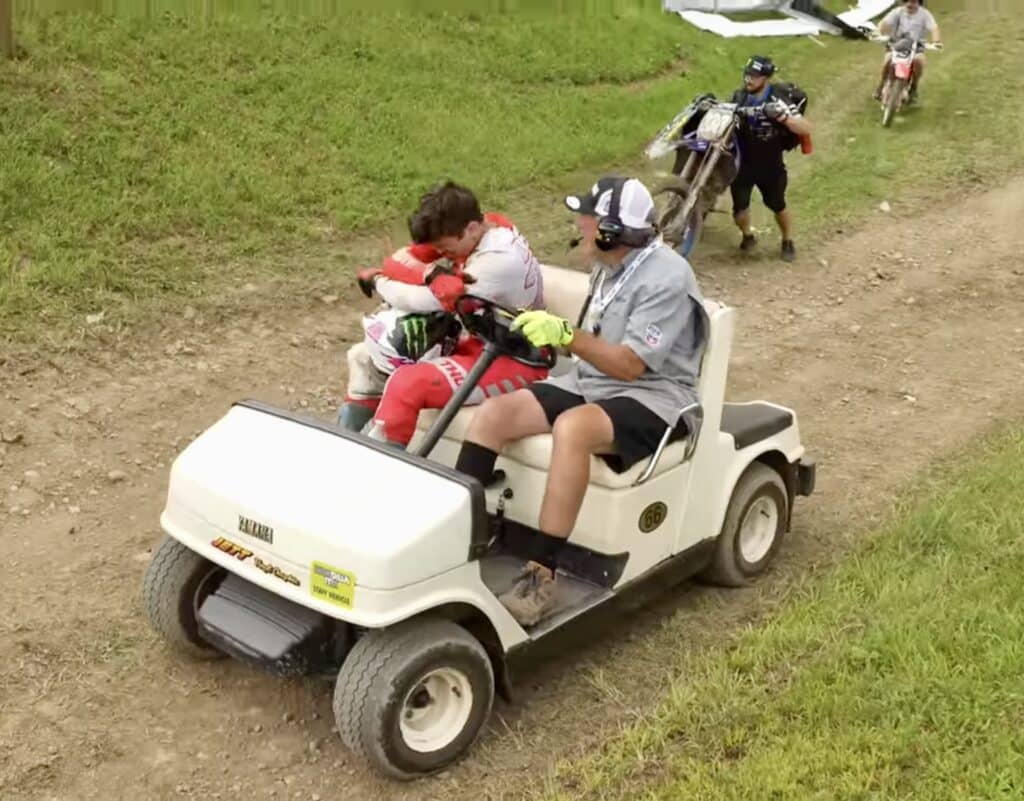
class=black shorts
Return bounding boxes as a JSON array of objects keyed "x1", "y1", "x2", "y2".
[
  {"x1": 731, "y1": 165, "x2": 788, "y2": 214},
  {"x1": 527, "y1": 383, "x2": 688, "y2": 474}
]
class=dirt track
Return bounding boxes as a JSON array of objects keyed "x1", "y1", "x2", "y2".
[{"x1": 2, "y1": 178, "x2": 1024, "y2": 801}]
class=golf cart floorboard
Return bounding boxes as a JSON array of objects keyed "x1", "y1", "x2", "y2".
[{"x1": 480, "y1": 555, "x2": 611, "y2": 638}]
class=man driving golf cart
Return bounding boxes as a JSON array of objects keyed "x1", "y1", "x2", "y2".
[
  {"x1": 337, "y1": 181, "x2": 547, "y2": 447},
  {"x1": 454, "y1": 176, "x2": 708, "y2": 625}
]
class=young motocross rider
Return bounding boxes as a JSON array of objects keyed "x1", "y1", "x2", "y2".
[{"x1": 338, "y1": 180, "x2": 547, "y2": 448}]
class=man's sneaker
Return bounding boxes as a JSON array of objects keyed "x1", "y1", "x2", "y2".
[
  {"x1": 740, "y1": 233, "x2": 757, "y2": 252},
  {"x1": 781, "y1": 239, "x2": 796, "y2": 262},
  {"x1": 498, "y1": 566, "x2": 556, "y2": 627}
]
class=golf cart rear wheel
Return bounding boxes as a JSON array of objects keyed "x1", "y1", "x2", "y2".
[
  {"x1": 701, "y1": 462, "x2": 788, "y2": 587},
  {"x1": 142, "y1": 535, "x2": 225, "y2": 659},
  {"x1": 333, "y1": 618, "x2": 494, "y2": 780}
]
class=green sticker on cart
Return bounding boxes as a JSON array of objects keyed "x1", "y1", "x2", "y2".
[{"x1": 310, "y1": 561, "x2": 356, "y2": 609}]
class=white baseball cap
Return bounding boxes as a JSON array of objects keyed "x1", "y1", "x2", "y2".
[{"x1": 564, "y1": 176, "x2": 656, "y2": 232}]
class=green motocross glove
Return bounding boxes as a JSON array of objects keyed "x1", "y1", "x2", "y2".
[{"x1": 512, "y1": 310, "x2": 574, "y2": 348}]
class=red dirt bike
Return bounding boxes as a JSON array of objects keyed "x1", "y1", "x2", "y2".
[{"x1": 876, "y1": 34, "x2": 943, "y2": 127}]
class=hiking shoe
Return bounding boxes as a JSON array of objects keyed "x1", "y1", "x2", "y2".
[
  {"x1": 740, "y1": 233, "x2": 757, "y2": 252},
  {"x1": 781, "y1": 240, "x2": 796, "y2": 262},
  {"x1": 498, "y1": 567, "x2": 556, "y2": 627}
]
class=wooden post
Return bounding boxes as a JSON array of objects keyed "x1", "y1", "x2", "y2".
[{"x1": 0, "y1": 0, "x2": 13, "y2": 60}]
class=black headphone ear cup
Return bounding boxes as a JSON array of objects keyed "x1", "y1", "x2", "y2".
[
  {"x1": 596, "y1": 218, "x2": 623, "y2": 251},
  {"x1": 595, "y1": 178, "x2": 628, "y2": 252}
]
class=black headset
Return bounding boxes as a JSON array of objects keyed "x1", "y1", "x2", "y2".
[{"x1": 595, "y1": 178, "x2": 655, "y2": 252}]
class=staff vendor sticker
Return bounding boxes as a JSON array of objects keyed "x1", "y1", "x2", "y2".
[{"x1": 310, "y1": 561, "x2": 356, "y2": 609}]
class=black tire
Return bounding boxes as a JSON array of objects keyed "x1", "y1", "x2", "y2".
[
  {"x1": 333, "y1": 617, "x2": 494, "y2": 780},
  {"x1": 883, "y1": 78, "x2": 904, "y2": 127},
  {"x1": 142, "y1": 535, "x2": 225, "y2": 659},
  {"x1": 700, "y1": 462, "x2": 788, "y2": 587},
  {"x1": 679, "y1": 209, "x2": 704, "y2": 257}
]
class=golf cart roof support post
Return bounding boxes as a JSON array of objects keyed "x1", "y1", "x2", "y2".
[{"x1": 415, "y1": 341, "x2": 503, "y2": 460}]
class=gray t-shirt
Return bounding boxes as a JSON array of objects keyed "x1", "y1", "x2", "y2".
[
  {"x1": 882, "y1": 7, "x2": 937, "y2": 42},
  {"x1": 544, "y1": 242, "x2": 708, "y2": 429}
]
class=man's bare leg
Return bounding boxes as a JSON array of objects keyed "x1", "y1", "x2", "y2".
[
  {"x1": 734, "y1": 208, "x2": 753, "y2": 237},
  {"x1": 537, "y1": 404, "x2": 616, "y2": 540},
  {"x1": 910, "y1": 56, "x2": 925, "y2": 100},
  {"x1": 459, "y1": 400, "x2": 614, "y2": 625},
  {"x1": 875, "y1": 55, "x2": 891, "y2": 98},
  {"x1": 462, "y1": 389, "x2": 551, "y2": 453},
  {"x1": 775, "y1": 208, "x2": 793, "y2": 241}
]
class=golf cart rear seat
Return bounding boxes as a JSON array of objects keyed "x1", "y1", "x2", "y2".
[{"x1": 413, "y1": 263, "x2": 725, "y2": 491}]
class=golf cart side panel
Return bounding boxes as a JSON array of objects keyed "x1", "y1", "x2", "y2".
[
  {"x1": 161, "y1": 403, "x2": 480, "y2": 592},
  {"x1": 682, "y1": 411, "x2": 805, "y2": 548}
]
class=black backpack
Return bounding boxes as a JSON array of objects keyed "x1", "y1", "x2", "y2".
[
  {"x1": 732, "y1": 81, "x2": 809, "y2": 151},
  {"x1": 770, "y1": 81, "x2": 809, "y2": 151}
]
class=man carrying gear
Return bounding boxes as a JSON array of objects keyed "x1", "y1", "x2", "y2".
[{"x1": 729, "y1": 55, "x2": 813, "y2": 263}]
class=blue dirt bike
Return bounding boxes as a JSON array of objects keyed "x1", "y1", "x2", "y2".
[{"x1": 645, "y1": 94, "x2": 747, "y2": 257}]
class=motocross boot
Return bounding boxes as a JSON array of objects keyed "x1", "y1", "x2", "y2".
[{"x1": 336, "y1": 401, "x2": 375, "y2": 432}]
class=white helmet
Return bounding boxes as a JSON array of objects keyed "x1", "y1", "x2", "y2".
[{"x1": 361, "y1": 307, "x2": 460, "y2": 375}]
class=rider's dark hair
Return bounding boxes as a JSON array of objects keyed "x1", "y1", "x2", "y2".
[{"x1": 408, "y1": 180, "x2": 484, "y2": 243}]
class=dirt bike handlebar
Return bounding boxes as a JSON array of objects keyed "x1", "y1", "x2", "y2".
[{"x1": 871, "y1": 32, "x2": 944, "y2": 51}]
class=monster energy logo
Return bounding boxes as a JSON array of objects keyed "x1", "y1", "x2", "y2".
[{"x1": 398, "y1": 314, "x2": 432, "y2": 359}]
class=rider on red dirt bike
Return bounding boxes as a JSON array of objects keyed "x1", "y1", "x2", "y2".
[{"x1": 874, "y1": 0, "x2": 943, "y2": 104}]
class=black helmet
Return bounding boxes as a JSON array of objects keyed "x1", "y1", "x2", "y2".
[{"x1": 744, "y1": 55, "x2": 777, "y2": 77}]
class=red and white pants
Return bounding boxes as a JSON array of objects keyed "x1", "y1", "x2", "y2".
[{"x1": 369, "y1": 338, "x2": 548, "y2": 446}]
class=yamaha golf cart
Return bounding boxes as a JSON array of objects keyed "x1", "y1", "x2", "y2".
[{"x1": 142, "y1": 262, "x2": 816, "y2": 780}]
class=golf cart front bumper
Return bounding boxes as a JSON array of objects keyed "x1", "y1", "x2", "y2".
[{"x1": 196, "y1": 571, "x2": 350, "y2": 678}]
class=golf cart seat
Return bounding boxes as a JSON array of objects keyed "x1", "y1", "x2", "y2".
[{"x1": 413, "y1": 263, "x2": 726, "y2": 490}]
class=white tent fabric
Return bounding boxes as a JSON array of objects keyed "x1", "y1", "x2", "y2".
[
  {"x1": 678, "y1": 10, "x2": 824, "y2": 38},
  {"x1": 664, "y1": 0, "x2": 895, "y2": 38}
]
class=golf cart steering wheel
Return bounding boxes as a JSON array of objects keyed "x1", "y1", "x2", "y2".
[{"x1": 453, "y1": 295, "x2": 558, "y2": 370}]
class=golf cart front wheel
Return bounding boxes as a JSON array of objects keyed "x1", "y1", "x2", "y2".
[
  {"x1": 142, "y1": 534, "x2": 226, "y2": 659},
  {"x1": 333, "y1": 618, "x2": 494, "y2": 780},
  {"x1": 701, "y1": 462, "x2": 788, "y2": 587}
]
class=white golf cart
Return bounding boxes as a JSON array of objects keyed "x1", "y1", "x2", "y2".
[{"x1": 143, "y1": 263, "x2": 815, "y2": 780}]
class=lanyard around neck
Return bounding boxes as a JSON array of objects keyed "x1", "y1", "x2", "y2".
[{"x1": 589, "y1": 237, "x2": 662, "y2": 320}]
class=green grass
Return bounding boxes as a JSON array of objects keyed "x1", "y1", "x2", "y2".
[
  {"x1": 541, "y1": 424, "x2": 1024, "y2": 801},
  {"x1": 1, "y1": 1, "x2": 1018, "y2": 343}
]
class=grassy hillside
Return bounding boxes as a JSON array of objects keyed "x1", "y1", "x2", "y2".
[
  {"x1": 542, "y1": 423, "x2": 1024, "y2": 800},
  {"x1": 1, "y1": 1, "x2": 1018, "y2": 342}
]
